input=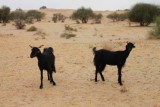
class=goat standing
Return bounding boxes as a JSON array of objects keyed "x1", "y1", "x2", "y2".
[
  {"x1": 93, "y1": 42, "x2": 135, "y2": 86},
  {"x1": 30, "y1": 45, "x2": 56, "y2": 89}
]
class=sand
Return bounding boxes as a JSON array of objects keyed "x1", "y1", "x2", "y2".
[{"x1": 0, "y1": 9, "x2": 160, "y2": 107}]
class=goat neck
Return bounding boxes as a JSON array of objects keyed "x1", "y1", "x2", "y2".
[
  {"x1": 36, "y1": 51, "x2": 43, "y2": 61},
  {"x1": 124, "y1": 48, "x2": 131, "y2": 59}
]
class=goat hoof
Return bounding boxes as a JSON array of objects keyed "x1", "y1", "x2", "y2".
[
  {"x1": 39, "y1": 86, "x2": 43, "y2": 89},
  {"x1": 53, "y1": 82, "x2": 56, "y2": 86},
  {"x1": 119, "y1": 83, "x2": 123, "y2": 86}
]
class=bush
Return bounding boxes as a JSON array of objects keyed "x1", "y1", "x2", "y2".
[
  {"x1": 27, "y1": 26, "x2": 37, "y2": 31},
  {"x1": 149, "y1": 16, "x2": 160, "y2": 39},
  {"x1": 10, "y1": 9, "x2": 26, "y2": 21},
  {"x1": 65, "y1": 25, "x2": 77, "y2": 32},
  {"x1": 71, "y1": 7, "x2": 94, "y2": 23},
  {"x1": 26, "y1": 10, "x2": 45, "y2": 21},
  {"x1": 52, "y1": 13, "x2": 65, "y2": 23},
  {"x1": 0, "y1": 6, "x2": 10, "y2": 23},
  {"x1": 93, "y1": 13, "x2": 103, "y2": 24},
  {"x1": 107, "y1": 12, "x2": 128, "y2": 22},
  {"x1": 15, "y1": 19, "x2": 26, "y2": 29},
  {"x1": 40, "y1": 6, "x2": 47, "y2": 10},
  {"x1": 128, "y1": 3, "x2": 160, "y2": 26}
]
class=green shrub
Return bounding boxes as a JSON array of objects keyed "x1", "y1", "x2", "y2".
[
  {"x1": 0, "y1": 6, "x2": 10, "y2": 23},
  {"x1": 71, "y1": 7, "x2": 94, "y2": 23},
  {"x1": 27, "y1": 26, "x2": 37, "y2": 31},
  {"x1": 149, "y1": 16, "x2": 160, "y2": 39},
  {"x1": 26, "y1": 10, "x2": 45, "y2": 21},
  {"x1": 107, "y1": 12, "x2": 128, "y2": 21},
  {"x1": 10, "y1": 9, "x2": 26, "y2": 21},
  {"x1": 128, "y1": 3, "x2": 160, "y2": 26}
]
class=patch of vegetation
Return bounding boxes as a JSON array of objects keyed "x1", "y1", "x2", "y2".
[
  {"x1": 27, "y1": 26, "x2": 37, "y2": 32},
  {"x1": 128, "y1": 3, "x2": 160, "y2": 26},
  {"x1": 92, "y1": 13, "x2": 103, "y2": 24},
  {"x1": 10, "y1": 9, "x2": 26, "y2": 21},
  {"x1": 0, "y1": 6, "x2": 10, "y2": 24},
  {"x1": 15, "y1": 19, "x2": 26, "y2": 29},
  {"x1": 39, "y1": 6, "x2": 47, "y2": 10},
  {"x1": 60, "y1": 33, "x2": 76, "y2": 39},
  {"x1": 65, "y1": 25, "x2": 77, "y2": 32},
  {"x1": 71, "y1": 7, "x2": 94, "y2": 23},
  {"x1": 149, "y1": 16, "x2": 160, "y2": 39},
  {"x1": 26, "y1": 10, "x2": 45, "y2": 22},
  {"x1": 52, "y1": 13, "x2": 66, "y2": 23},
  {"x1": 107, "y1": 12, "x2": 128, "y2": 22},
  {"x1": 34, "y1": 29, "x2": 46, "y2": 36}
]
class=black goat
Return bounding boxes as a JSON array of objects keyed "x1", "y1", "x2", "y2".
[
  {"x1": 30, "y1": 45, "x2": 56, "y2": 89},
  {"x1": 93, "y1": 42, "x2": 135, "y2": 86}
]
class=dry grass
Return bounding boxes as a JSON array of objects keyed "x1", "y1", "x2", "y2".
[{"x1": 61, "y1": 32, "x2": 76, "y2": 39}]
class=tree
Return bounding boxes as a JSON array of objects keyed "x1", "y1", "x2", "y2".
[
  {"x1": 107, "y1": 12, "x2": 119, "y2": 22},
  {"x1": 107, "y1": 12, "x2": 128, "y2": 22},
  {"x1": 93, "y1": 13, "x2": 103, "y2": 23},
  {"x1": 0, "y1": 6, "x2": 10, "y2": 23},
  {"x1": 10, "y1": 9, "x2": 26, "y2": 20},
  {"x1": 52, "y1": 13, "x2": 66, "y2": 23},
  {"x1": 26, "y1": 10, "x2": 45, "y2": 21},
  {"x1": 40, "y1": 6, "x2": 47, "y2": 10},
  {"x1": 71, "y1": 7, "x2": 94, "y2": 23},
  {"x1": 128, "y1": 3, "x2": 160, "y2": 26}
]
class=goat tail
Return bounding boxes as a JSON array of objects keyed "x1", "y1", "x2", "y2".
[{"x1": 93, "y1": 47, "x2": 96, "y2": 54}]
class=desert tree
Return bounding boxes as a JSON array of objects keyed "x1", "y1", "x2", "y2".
[
  {"x1": 128, "y1": 3, "x2": 160, "y2": 26},
  {"x1": 71, "y1": 7, "x2": 94, "y2": 23},
  {"x1": 107, "y1": 12, "x2": 128, "y2": 22},
  {"x1": 40, "y1": 6, "x2": 47, "y2": 10},
  {"x1": 52, "y1": 13, "x2": 66, "y2": 23},
  {"x1": 0, "y1": 6, "x2": 10, "y2": 23},
  {"x1": 10, "y1": 9, "x2": 26, "y2": 21},
  {"x1": 26, "y1": 10, "x2": 45, "y2": 21}
]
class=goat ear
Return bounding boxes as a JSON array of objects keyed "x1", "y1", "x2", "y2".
[
  {"x1": 29, "y1": 45, "x2": 33, "y2": 48},
  {"x1": 38, "y1": 45, "x2": 44, "y2": 48}
]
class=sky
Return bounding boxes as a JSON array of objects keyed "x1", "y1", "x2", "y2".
[{"x1": 0, "y1": 0, "x2": 160, "y2": 11}]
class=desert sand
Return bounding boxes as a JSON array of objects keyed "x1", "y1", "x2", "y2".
[{"x1": 0, "y1": 9, "x2": 160, "y2": 107}]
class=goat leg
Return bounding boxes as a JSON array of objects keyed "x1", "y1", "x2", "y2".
[
  {"x1": 95, "y1": 70, "x2": 98, "y2": 82},
  {"x1": 40, "y1": 70, "x2": 43, "y2": 89},
  {"x1": 49, "y1": 71, "x2": 56, "y2": 86},
  {"x1": 47, "y1": 72, "x2": 50, "y2": 80},
  {"x1": 99, "y1": 72, "x2": 105, "y2": 81},
  {"x1": 117, "y1": 66, "x2": 123, "y2": 86}
]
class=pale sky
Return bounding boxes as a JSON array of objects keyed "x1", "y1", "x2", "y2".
[{"x1": 0, "y1": 0, "x2": 160, "y2": 11}]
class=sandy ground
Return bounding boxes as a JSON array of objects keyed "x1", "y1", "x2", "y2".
[{"x1": 0, "y1": 9, "x2": 160, "y2": 107}]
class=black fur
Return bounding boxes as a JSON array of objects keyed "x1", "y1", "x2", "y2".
[
  {"x1": 30, "y1": 46, "x2": 56, "y2": 89},
  {"x1": 93, "y1": 42, "x2": 135, "y2": 85}
]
